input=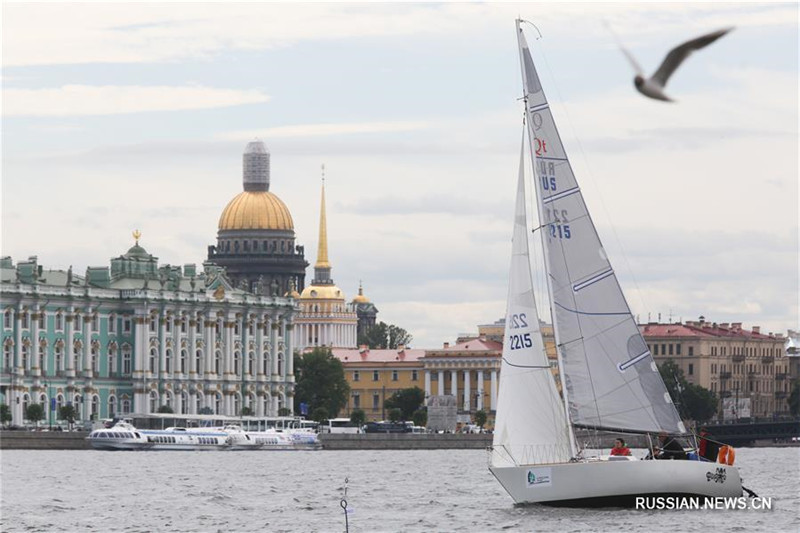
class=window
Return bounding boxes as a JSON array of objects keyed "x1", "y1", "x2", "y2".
[
  {"x1": 3, "y1": 344, "x2": 11, "y2": 370},
  {"x1": 412, "y1": 370, "x2": 418, "y2": 381},
  {"x1": 214, "y1": 351, "x2": 221, "y2": 374},
  {"x1": 688, "y1": 364, "x2": 694, "y2": 376},
  {"x1": 165, "y1": 318, "x2": 172, "y2": 333},
  {"x1": 676, "y1": 344, "x2": 682, "y2": 355},
  {"x1": 373, "y1": 370, "x2": 379, "y2": 381},
  {"x1": 21, "y1": 313, "x2": 29, "y2": 329},
  {"x1": 3, "y1": 310, "x2": 11, "y2": 329},
  {"x1": 121, "y1": 398, "x2": 131, "y2": 414},
  {"x1": 149, "y1": 391, "x2": 159, "y2": 413},
  {"x1": 353, "y1": 393, "x2": 360, "y2": 409},
  {"x1": 108, "y1": 315, "x2": 116, "y2": 333},
  {"x1": 372, "y1": 394, "x2": 380, "y2": 409},
  {"x1": 165, "y1": 349, "x2": 173, "y2": 374},
  {"x1": 108, "y1": 396, "x2": 117, "y2": 417},
  {"x1": 234, "y1": 322, "x2": 241, "y2": 336},
  {"x1": 55, "y1": 346, "x2": 64, "y2": 372},
  {"x1": 122, "y1": 348, "x2": 132, "y2": 375},
  {"x1": 277, "y1": 353, "x2": 284, "y2": 376},
  {"x1": 248, "y1": 352, "x2": 255, "y2": 375},
  {"x1": 123, "y1": 318, "x2": 131, "y2": 333},
  {"x1": 75, "y1": 314, "x2": 81, "y2": 330},
  {"x1": 91, "y1": 315, "x2": 98, "y2": 332},
  {"x1": 195, "y1": 350, "x2": 202, "y2": 374},
  {"x1": 180, "y1": 350, "x2": 187, "y2": 374},
  {"x1": 108, "y1": 347, "x2": 116, "y2": 376},
  {"x1": 353, "y1": 370, "x2": 360, "y2": 382},
  {"x1": 392, "y1": 370, "x2": 398, "y2": 381},
  {"x1": 180, "y1": 318, "x2": 187, "y2": 334},
  {"x1": 21, "y1": 344, "x2": 29, "y2": 369},
  {"x1": 196, "y1": 318, "x2": 203, "y2": 334},
  {"x1": 668, "y1": 344, "x2": 673, "y2": 356},
  {"x1": 149, "y1": 316, "x2": 157, "y2": 332},
  {"x1": 55, "y1": 313, "x2": 63, "y2": 331},
  {"x1": 73, "y1": 345, "x2": 80, "y2": 371},
  {"x1": 149, "y1": 349, "x2": 157, "y2": 373},
  {"x1": 688, "y1": 346, "x2": 694, "y2": 356},
  {"x1": 38, "y1": 312, "x2": 45, "y2": 329},
  {"x1": 91, "y1": 346, "x2": 99, "y2": 372},
  {"x1": 234, "y1": 352, "x2": 241, "y2": 375}
]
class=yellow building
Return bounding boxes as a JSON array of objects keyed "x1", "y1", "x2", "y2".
[{"x1": 332, "y1": 346, "x2": 425, "y2": 421}]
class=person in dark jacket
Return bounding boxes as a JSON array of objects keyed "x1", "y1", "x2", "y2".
[{"x1": 655, "y1": 431, "x2": 687, "y2": 460}]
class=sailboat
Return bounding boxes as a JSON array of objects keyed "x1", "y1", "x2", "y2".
[{"x1": 489, "y1": 20, "x2": 743, "y2": 507}]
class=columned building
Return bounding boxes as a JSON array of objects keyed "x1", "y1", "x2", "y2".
[
  {"x1": 422, "y1": 338, "x2": 502, "y2": 419},
  {"x1": 643, "y1": 317, "x2": 790, "y2": 420},
  {"x1": 0, "y1": 240, "x2": 297, "y2": 427},
  {"x1": 207, "y1": 141, "x2": 308, "y2": 296},
  {"x1": 295, "y1": 181, "x2": 358, "y2": 351}
]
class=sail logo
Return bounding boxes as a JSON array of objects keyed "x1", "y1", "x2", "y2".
[
  {"x1": 706, "y1": 467, "x2": 727, "y2": 484},
  {"x1": 526, "y1": 467, "x2": 552, "y2": 487}
]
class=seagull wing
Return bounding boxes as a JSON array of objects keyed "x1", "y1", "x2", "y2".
[
  {"x1": 620, "y1": 45, "x2": 644, "y2": 76},
  {"x1": 652, "y1": 27, "x2": 733, "y2": 87}
]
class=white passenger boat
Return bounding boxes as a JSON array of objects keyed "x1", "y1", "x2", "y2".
[
  {"x1": 140, "y1": 427, "x2": 229, "y2": 451},
  {"x1": 488, "y1": 20, "x2": 743, "y2": 507},
  {"x1": 87, "y1": 421, "x2": 150, "y2": 450}
]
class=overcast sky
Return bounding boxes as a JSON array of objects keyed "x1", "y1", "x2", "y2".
[{"x1": 2, "y1": 2, "x2": 798, "y2": 348}]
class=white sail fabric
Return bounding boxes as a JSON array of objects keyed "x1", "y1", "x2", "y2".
[
  {"x1": 491, "y1": 140, "x2": 573, "y2": 468},
  {"x1": 516, "y1": 23, "x2": 685, "y2": 434}
]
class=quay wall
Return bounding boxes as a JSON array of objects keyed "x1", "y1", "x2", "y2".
[
  {"x1": 1, "y1": 431, "x2": 91, "y2": 450},
  {"x1": 319, "y1": 433, "x2": 492, "y2": 450}
]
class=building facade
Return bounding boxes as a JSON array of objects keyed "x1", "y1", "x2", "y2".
[
  {"x1": 207, "y1": 141, "x2": 308, "y2": 296},
  {"x1": 332, "y1": 346, "x2": 425, "y2": 421},
  {"x1": 642, "y1": 317, "x2": 790, "y2": 420},
  {"x1": 0, "y1": 242, "x2": 297, "y2": 427},
  {"x1": 295, "y1": 181, "x2": 358, "y2": 351}
]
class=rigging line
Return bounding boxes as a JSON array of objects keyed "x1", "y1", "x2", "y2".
[
  {"x1": 553, "y1": 301, "x2": 628, "y2": 317},
  {"x1": 519, "y1": 19, "x2": 544, "y2": 40}
]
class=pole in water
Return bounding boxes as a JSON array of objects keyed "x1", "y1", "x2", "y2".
[{"x1": 340, "y1": 476, "x2": 349, "y2": 533}]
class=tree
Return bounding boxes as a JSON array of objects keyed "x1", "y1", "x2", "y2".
[
  {"x1": 658, "y1": 360, "x2": 718, "y2": 423},
  {"x1": 388, "y1": 408, "x2": 402, "y2": 422},
  {"x1": 788, "y1": 379, "x2": 800, "y2": 417},
  {"x1": 384, "y1": 387, "x2": 425, "y2": 420},
  {"x1": 26, "y1": 403, "x2": 45, "y2": 427},
  {"x1": 294, "y1": 347, "x2": 350, "y2": 418},
  {"x1": 474, "y1": 409, "x2": 487, "y2": 429},
  {"x1": 311, "y1": 406, "x2": 329, "y2": 423},
  {"x1": 198, "y1": 406, "x2": 214, "y2": 415},
  {"x1": 0, "y1": 404, "x2": 12, "y2": 427},
  {"x1": 412, "y1": 408, "x2": 427, "y2": 428},
  {"x1": 58, "y1": 405, "x2": 77, "y2": 430},
  {"x1": 358, "y1": 321, "x2": 413, "y2": 349},
  {"x1": 156, "y1": 405, "x2": 174, "y2": 414},
  {"x1": 278, "y1": 407, "x2": 291, "y2": 416},
  {"x1": 240, "y1": 406, "x2": 253, "y2": 417},
  {"x1": 350, "y1": 408, "x2": 366, "y2": 427}
]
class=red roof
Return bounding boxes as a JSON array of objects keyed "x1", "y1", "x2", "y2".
[
  {"x1": 640, "y1": 322, "x2": 781, "y2": 340},
  {"x1": 433, "y1": 337, "x2": 503, "y2": 352},
  {"x1": 332, "y1": 347, "x2": 426, "y2": 363}
]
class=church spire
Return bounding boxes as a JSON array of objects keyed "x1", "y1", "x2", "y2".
[{"x1": 314, "y1": 165, "x2": 332, "y2": 284}]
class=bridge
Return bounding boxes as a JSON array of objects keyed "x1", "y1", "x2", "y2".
[{"x1": 702, "y1": 418, "x2": 800, "y2": 446}]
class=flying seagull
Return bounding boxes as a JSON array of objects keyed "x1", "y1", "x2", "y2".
[{"x1": 617, "y1": 27, "x2": 733, "y2": 102}]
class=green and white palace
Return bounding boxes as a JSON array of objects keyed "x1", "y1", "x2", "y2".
[{"x1": 0, "y1": 237, "x2": 297, "y2": 427}]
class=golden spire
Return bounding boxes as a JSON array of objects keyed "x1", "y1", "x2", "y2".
[
  {"x1": 315, "y1": 165, "x2": 331, "y2": 269},
  {"x1": 132, "y1": 229, "x2": 141, "y2": 245}
]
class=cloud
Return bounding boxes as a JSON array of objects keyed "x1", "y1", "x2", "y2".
[
  {"x1": 3, "y1": 85, "x2": 269, "y2": 116},
  {"x1": 217, "y1": 121, "x2": 431, "y2": 140}
]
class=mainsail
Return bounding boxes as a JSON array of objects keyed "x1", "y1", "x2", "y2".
[
  {"x1": 516, "y1": 21, "x2": 685, "y2": 435},
  {"x1": 491, "y1": 138, "x2": 573, "y2": 468}
]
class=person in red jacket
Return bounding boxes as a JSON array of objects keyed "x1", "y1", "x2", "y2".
[{"x1": 610, "y1": 438, "x2": 631, "y2": 456}]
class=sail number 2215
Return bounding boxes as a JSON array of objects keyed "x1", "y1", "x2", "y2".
[{"x1": 509, "y1": 313, "x2": 532, "y2": 350}]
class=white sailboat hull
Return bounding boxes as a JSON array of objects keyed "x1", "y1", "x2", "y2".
[{"x1": 490, "y1": 459, "x2": 742, "y2": 507}]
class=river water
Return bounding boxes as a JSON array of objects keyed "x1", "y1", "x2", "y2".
[{"x1": 1, "y1": 447, "x2": 798, "y2": 532}]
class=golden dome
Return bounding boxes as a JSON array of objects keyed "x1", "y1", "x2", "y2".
[
  {"x1": 218, "y1": 191, "x2": 294, "y2": 231},
  {"x1": 284, "y1": 289, "x2": 301, "y2": 299},
  {"x1": 352, "y1": 283, "x2": 369, "y2": 303},
  {"x1": 300, "y1": 284, "x2": 345, "y2": 300}
]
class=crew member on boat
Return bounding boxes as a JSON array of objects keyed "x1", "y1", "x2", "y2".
[
  {"x1": 654, "y1": 431, "x2": 687, "y2": 460},
  {"x1": 610, "y1": 438, "x2": 631, "y2": 456}
]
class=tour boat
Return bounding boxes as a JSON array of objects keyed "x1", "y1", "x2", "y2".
[
  {"x1": 488, "y1": 20, "x2": 743, "y2": 507},
  {"x1": 87, "y1": 421, "x2": 151, "y2": 450},
  {"x1": 140, "y1": 427, "x2": 229, "y2": 451}
]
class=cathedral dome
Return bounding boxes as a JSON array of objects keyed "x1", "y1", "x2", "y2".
[
  {"x1": 352, "y1": 283, "x2": 369, "y2": 304},
  {"x1": 300, "y1": 284, "x2": 345, "y2": 300},
  {"x1": 218, "y1": 191, "x2": 294, "y2": 231}
]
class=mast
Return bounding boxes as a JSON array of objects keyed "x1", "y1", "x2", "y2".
[{"x1": 515, "y1": 19, "x2": 578, "y2": 456}]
